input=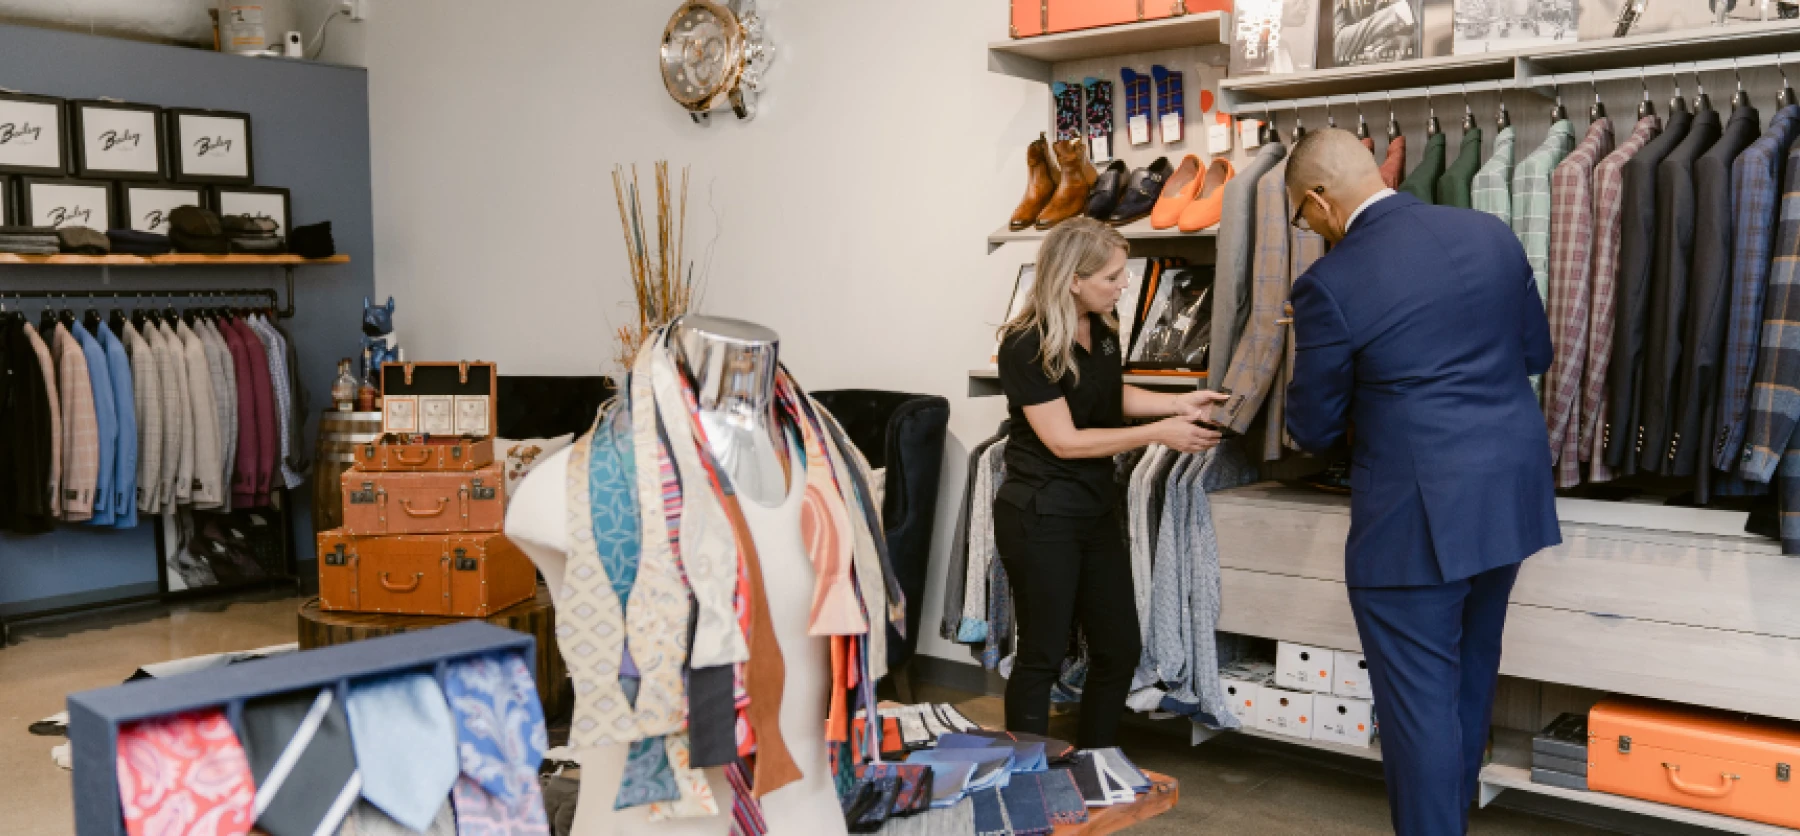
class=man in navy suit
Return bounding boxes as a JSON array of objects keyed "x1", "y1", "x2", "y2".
[{"x1": 1283, "y1": 128, "x2": 1561, "y2": 835}]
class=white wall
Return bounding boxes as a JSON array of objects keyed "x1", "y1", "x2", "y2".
[{"x1": 363, "y1": 0, "x2": 1038, "y2": 665}]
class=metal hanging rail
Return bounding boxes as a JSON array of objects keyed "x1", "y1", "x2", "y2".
[{"x1": 0, "y1": 275, "x2": 298, "y2": 318}]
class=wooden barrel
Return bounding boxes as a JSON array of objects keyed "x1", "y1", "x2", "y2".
[
  {"x1": 298, "y1": 586, "x2": 569, "y2": 720},
  {"x1": 312, "y1": 410, "x2": 381, "y2": 535}
]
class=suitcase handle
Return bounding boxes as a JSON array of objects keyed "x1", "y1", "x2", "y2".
[
  {"x1": 1661, "y1": 763, "x2": 1741, "y2": 799},
  {"x1": 393, "y1": 448, "x2": 436, "y2": 466},
  {"x1": 379, "y1": 571, "x2": 425, "y2": 593},
  {"x1": 400, "y1": 497, "x2": 451, "y2": 518}
]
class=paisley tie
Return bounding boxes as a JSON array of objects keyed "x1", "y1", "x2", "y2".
[
  {"x1": 116, "y1": 709, "x2": 256, "y2": 836},
  {"x1": 442, "y1": 651, "x2": 547, "y2": 805}
]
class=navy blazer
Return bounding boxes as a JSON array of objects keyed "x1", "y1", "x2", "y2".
[{"x1": 1286, "y1": 193, "x2": 1561, "y2": 588}]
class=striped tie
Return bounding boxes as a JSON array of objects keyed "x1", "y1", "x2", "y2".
[{"x1": 240, "y1": 689, "x2": 362, "y2": 836}]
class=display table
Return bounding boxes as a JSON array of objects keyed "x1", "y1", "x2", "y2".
[
  {"x1": 297, "y1": 586, "x2": 567, "y2": 718},
  {"x1": 1059, "y1": 770, "x2": 1179, "y2": 835}
]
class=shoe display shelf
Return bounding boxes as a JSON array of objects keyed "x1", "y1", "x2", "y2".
[
  {"x1": 987, "y1": 13, "x2": 1231, "y2": 81},
  {"x1": 969, "y1": 366, "x2": 1203, "y2": 397},
  {"x1": 989, "y1": 218, "x2": 1217, "y2": 250}
]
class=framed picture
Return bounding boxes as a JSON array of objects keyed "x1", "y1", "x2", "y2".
[
  {"x1": 213, "y1": 185, "x2": 289, "y2": 234},
  {"x1": 70, "y1": 100, "x2": 163, "y2": 180},
  {"x1": 20, "y1": 177, "x2": 111, "y2": 229},
  {"x1": 1333, "y1": 0, "x2": 1422, "y2": 67},
  {"x1": 0, "y1": 175, "x2": 10, "y2": 226},
  {"x1": 1004, "y1": 264, "x2": 1036, "y2": 323},
  {"x1": 0, "y1": 92, "x2": 68, "y2": 176},
  {"x1": 157, "y1": 506, "x2": 292, "y2": 595},
  {"x1": 420, "y1": 395, "x2": 455, "y2": 435},
  {"x1": 383, "y1": 395, "x2": 419, "y2": 434},
  {"x1": 1231, "y1": 0, "x2": 1320, "y2": 75},
  {"x1": 166, "y1": 108, "x2": 253, "y2": 184},
  {"x1": 1116, "y1": 258, "x2": 1149, "y2": 359},
  {"x1": 118, "y1": 184, "x2": 204, "y2": 234},
  {"x1": 455, "y1": 395, "x2": 491, "y2": 436},
  {"x1": 1127, "y1": 263, "x2": 1215, "y2": 373}
]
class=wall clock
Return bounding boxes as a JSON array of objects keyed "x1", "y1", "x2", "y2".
[{"x1": 660, "y1": 0, "x2": 773, "y2": 123}]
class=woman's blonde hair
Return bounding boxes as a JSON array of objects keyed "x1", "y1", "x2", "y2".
[{"x1": 999, "y1": 217, "x2": 1128, "y2": 384}]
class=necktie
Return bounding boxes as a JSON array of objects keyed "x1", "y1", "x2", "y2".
[
  {"x1": 116, "y1": 709, "x2": 256, "y2": 836},
  {"x1": 344, "y1": 674, "x2": 459, "y2": 831},
  {"x1": 443, "y1": 651, "x2": 547, "y2": 804},
  {"x1": 336, "y1": 800, "x2": 454, "y2": 836},
  {"x1": 451, "y1": 776, "x2": 549, "y2": 835},
  {"x1": 239, "y1": 690, "x2": 362, "y2": 836}
]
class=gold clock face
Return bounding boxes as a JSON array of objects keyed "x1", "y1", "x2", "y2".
[{"x1": 661, "y1": 1, "x2": 744, "y2": 109}]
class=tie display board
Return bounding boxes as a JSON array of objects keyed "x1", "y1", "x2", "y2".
[{"x1": 67, "y1": 621, "x2": 533, "y2": 836}]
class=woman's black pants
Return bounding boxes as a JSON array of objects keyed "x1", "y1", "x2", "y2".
[{"x1": 993, "y1": 501, "x2": 1142, "y2": 748}]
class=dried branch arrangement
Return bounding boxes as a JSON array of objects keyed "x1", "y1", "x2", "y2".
[{"x1": 612, "y1": 161, "x2": 697, "y2": 369}]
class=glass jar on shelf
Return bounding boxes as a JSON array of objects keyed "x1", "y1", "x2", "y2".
[{"x1": 332, "y1": 358, "x2": 358, "y2": 411}]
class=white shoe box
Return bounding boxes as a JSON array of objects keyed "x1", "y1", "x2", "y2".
[
  {"x1": 1221, "y1": 677, "x2": 1264, "y2": 726},
  {"x1": 1275, "y1": 642, "x2": 1335, "y2": 693},
  {"x1": 1333, "y1": 651, "x2": 1373, "y2": 700},
  {"x1": 1257, "y1": 686, "x2": 1315, "y2": 740},
  {"x1": 1313, "y1": 695, "x2": 1376, "y2": 748}
]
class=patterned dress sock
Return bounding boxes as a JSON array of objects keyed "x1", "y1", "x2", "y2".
[
  {"x1": 1121, "y1": 69, "x2": 1153, "y2": 146},
  {"x1": 1052, "y1": 81, "x2": 1084, "y2": 142},
  {"x1": 1152, "y1": 65, "x2": 1185, "y2": 143},
  {"x1": 1083, "y1": 78, "x2": 1114, "y2": 162}
]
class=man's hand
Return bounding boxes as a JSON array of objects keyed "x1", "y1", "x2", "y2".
[{"x1": 1174, "y1": 390, "x2": 1232, "y2": 422}]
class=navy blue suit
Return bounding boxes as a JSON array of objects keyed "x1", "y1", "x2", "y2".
[{"x1": 1286, "y1": 192, "x2": 1561, "y2": 835}]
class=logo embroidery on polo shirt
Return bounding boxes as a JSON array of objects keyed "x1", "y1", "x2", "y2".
[{"x1": 1101, "y1": 338, "x2": 1117, "y2": 356}]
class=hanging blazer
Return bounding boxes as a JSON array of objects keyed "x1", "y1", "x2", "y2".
[
  {"x1": 1638, "y1": 106, "x2": 1722, "y2": 474},
  {"x1": 177, "y1": 321, "x2": 224, "y2": 509},
  {"x1": 22, "y1": 323, "x2": 61, "y2": 518},
  {"x1": 1671, "y1": 105, "x2": 1761, "y2": 494},
  {"x1": 147, "y1": 322, "x2": 186, "y2": 512},
  {"x1": 197, "y1": 321, "x2": 238, "y2": 512},
  {"x1": 52, "y1": 324, "x2": 99, "y2": 520},
  {"x1": 1398, "y1": 132, "x2": 1446, "y2": 204},
  {"x1": 1208, "y1": 142, "x2": 1287, "y2": 387},
  {"x1": 123, "y1": 323, "x2": 163, "y2": 515},
  {"x1": 1216, "y1": 163, "x2": 1299, "y2": 434},
  {"x1": 1436, "y1": 126, "x2": 1483, "y2": 208},
  {"x1": 2, "y1": 321, "x2": 53, "y2": 533},
  {"x1": 1379, "y1": 135, "x2": 1406, "y2": 190},
  {"x1": 1286, "y1": 193, "x2": 1560, "y2": 587},
  {"x1": 1603, "y1": 108, "x2": 1693, "y2": 473},
  {"x1": 97, "y1": 323, "x2": 138, "y2": 529},
  {"x1": 159, "y1": 322, "x2": 195, "y2": 506}
]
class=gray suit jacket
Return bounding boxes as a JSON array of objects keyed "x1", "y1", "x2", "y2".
[{"x1": 1209, "y1": 143, "x2": 1287, "y2": 388}]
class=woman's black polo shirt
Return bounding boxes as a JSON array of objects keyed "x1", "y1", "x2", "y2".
[{"x1": 996, "y1": 314, "x2": 1125, "y2": 517}]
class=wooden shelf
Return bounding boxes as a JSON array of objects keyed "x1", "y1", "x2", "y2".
[
  {"x1": 1199, "y1": 722, "x2": 1383, "y2": 762},
  {"x1": 990, "y1": 220, "x2": 1218, "y2": 247},
  {"x1": 969, "y1": 367, "x2": 1203, "y2": 397},
  {"x1": 0, "y1": 254, "x2": 349, "y2": 266},
  {"x1": 1220, "y1": 21, "x2": 1800, "y2": 111},
  {"x1": 989, "y1": 14, "x2": 1229, "y2": 65},
  {"x1": 1478, "y1": 764, "x2": 1798, "y2": 836}
]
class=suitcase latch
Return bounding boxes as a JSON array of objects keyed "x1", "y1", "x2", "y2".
[
  {"x1": 1780, "y1": 763, "x2": 1791, "y2": 782},
  {"x1": 454, "y1": 547, "x2": 478, "y2": 572},
  {"x1": 324, "y1": 544, "x2": 348, "y2": 566},
  {"x1": 471, "y1": 479, "x2": 496, "y2": 500},
  {"x1": 349, "y1": 482, "x2": 377, "y2": 504},
  {"x1": 1618, "y1": 735, "x2": 1632, "y2": 754},
  {"x1": 452, "y1": 445, "x2": 463, "y2": 460}
]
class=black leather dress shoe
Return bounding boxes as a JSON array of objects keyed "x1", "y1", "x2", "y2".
[
  {"x1": 1106, "y1": 157, "x2": 1173, "y2": 227},
  {"x1": 1083, "y1": 160, "x2": 1129, "y2": 220}
]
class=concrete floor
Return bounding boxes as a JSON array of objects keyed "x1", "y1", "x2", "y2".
[{"x1": 0, "y1": 594, "x2": 1637, "y2": 835}]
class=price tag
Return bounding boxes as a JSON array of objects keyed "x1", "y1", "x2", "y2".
[
  {"x1": 1161, "y1": 112, "x2": 1184, "y2": 143},
  {"x1": 1241, "y1": 119, "x2": 1263, "y2": 149},
  {"x1": 1129, "y1": 115, "x2": 1151, "y2": 146},
  {"x1": 1208, "y1": 121, "x2": 1232, "y2": 155},
  {"x1": 1091, "y1": 135, "x2": 1111, "y2": 163}
]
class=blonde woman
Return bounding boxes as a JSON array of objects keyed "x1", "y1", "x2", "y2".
[{"x1": 995, "y1": 217, "x2": 1226, "y2": 746}]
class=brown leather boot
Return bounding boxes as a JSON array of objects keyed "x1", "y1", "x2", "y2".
[
  {"x1": 1009, "y1": 134, "x2": 1058, "y2": 231},
  {"x1": 1035, "y1": 139, "x2": 1098, "y2": 230}
]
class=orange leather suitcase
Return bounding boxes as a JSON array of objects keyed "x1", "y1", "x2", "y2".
[
  {"x1": 1589, "y1": 697, "x2": 1800, "y2": 829},
  {"x1": 339, "y1": 463, "x2": 506, "y2": 536},
  {"x1": 353, "y1": 436, "x2": 496, "y2": 472},
  {"x1": 317, "y1": 529, "x2": 536, "y2": 617},
  {"x1": 1010, "y1": 0, "x2": 1193, "y2": 38}
]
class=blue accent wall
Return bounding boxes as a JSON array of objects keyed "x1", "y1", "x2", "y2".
[{"x1": 0, "y1": 25, "x2": 373, "y2": 611}]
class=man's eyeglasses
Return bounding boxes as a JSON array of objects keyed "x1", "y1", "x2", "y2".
[{"x1": 1291, "y1": 186, "x2": 1325, "y2": 230}]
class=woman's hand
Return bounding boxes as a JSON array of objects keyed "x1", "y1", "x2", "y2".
[
  {"x1": 1173, "y1": 390, "x2": 1232, "y2": 422},
  {"x1": 1153, "y1": 416, "x2": 1222, "y2": 454}
]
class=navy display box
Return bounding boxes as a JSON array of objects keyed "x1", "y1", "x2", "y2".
[{"x1": 67, "y1": 621, "x2": 534, "y2": 836}]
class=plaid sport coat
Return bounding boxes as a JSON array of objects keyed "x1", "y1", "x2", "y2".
[
  {"x1": 1579, "y1": 116, "x2": 1660, "y2": 482},
  {"x1": 1470, "y1": 126, "x2": 1515, "y2": 225},
  {"x1": 1542, "y1": 118, "x2": 1615, "y2": 488}
]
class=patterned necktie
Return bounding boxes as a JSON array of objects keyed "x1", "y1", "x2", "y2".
[
  {"x1": 239, "y1": 690, "x2": 362, "y2": 836},
  {"x1": 451, "y1": 775, "x2": 548, "y2": 834},
  {"x1": 443, "y1": 651, "x2": 547, "y2": 804},
  {"x1": 116, "y1": 709, "x2": 256, "y2": 836},
  {"x1": 344, "y1": 674, "x2": 459, "y2": 832}
]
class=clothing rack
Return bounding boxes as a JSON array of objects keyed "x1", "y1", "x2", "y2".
[{"x1": 0, "y1": 286, "x2": 304, "y2": 645}]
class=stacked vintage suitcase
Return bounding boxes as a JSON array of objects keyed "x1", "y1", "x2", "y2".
[{"x1": 316, "y1": 361, "x2": 536, "y2": 617}]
